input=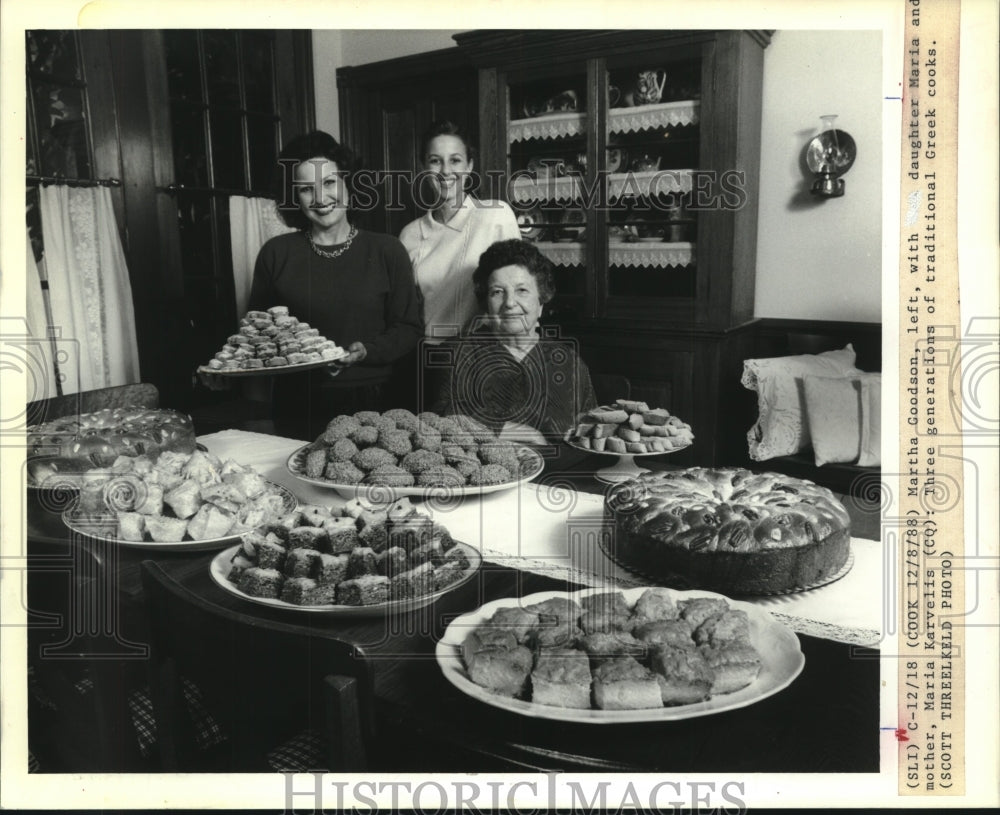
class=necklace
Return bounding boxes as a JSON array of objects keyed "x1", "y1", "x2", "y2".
[{"x1": 307, "y1": 225, "x2": 357, "y2": 259}]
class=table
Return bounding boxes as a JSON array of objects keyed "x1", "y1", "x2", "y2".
[{"x1": 25, "y1": 431, "x2": 882, "y2": 773}]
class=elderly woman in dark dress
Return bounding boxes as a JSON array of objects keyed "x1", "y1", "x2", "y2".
[{"x1": 433, "y1": 239, "x2": 597, "y2": 444}]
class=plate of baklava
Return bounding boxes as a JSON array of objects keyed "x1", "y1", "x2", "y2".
[
  {"x1": 209, "y1": 496, "x2": 481, "y2": 617},
  {"x1": 435, "y1": 586, "x2": 804, "y2": 722}
]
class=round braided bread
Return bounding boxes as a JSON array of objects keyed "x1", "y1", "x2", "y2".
[{"x1": 607, "y1": 468, "x2": 851, "y2": 594}]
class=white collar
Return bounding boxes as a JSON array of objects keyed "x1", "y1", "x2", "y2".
[{"x1": 420, "y1": 197, "x2": 474, "y2": 236}]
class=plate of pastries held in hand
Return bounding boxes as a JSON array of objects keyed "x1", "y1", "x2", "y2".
[
  {"x1": 436, "y1": 586, "x2": 804, "y2": 723},
  {"x1": 286, "y1": 409, "x2": 545, "y2": 498},
  {"x1": 198, "y1": 306, "x2": 347, "y2": 376},
  {"x1": 565, "y1": 399, "x2": 693, "y2": 455},
  {"x1": 210, "y1": 496, "x2": 480, "y2": 616},
  {"x1": 61, "y1": 447, "x2": 296, "y2": 551}
]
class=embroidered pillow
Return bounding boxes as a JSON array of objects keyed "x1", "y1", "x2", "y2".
[{"x1": 742, "y1": 345, "x2": 861, "y2": 461}]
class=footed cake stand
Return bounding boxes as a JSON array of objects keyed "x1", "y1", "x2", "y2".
[{"x1": 563, "y1": 437, "x2": 691, "y2": 484}]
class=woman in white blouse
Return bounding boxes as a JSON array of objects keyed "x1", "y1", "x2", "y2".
[
  {"x1": 400, "y1": 120, "x2": 521, "y2": 341},
  {"x1": 398, "y1": 120, "x2": 521, "y2": 409}
]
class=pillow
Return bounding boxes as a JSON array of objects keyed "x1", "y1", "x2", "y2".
[
  {"x1": 803, "y1": 373, "x2": 882, "y2": 467},
  {"x1": 857, "y1": 374, "x2": 882, "y2": 466},
  {"x1": 803, "y1": 375, "x2": 862, "y2": 466},
  {"x1": 742, "y1": 345, "x2": 861, "y2": 461}
]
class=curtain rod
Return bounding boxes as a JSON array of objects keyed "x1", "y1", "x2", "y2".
[
  {"x1": 157, "y1": 184, "x2": 274, "y2": 198},
  {"x1": 27, "y1": 174, "x2": 122, "y2": 188}
]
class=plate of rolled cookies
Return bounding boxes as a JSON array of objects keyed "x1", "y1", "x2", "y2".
[
  {"x1": 197, "y1": 306, "x2": 348, "y2": 376},
  {"x1": 435, "y1": 586, "x2": 804, "y2": 723},
  {"x1": 564, "y1": 400, "x2": 692, "y2": 482}
]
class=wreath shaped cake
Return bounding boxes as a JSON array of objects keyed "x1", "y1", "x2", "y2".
[{"x1": 606, "y1": 467, "x2": 851, "y2": 595}]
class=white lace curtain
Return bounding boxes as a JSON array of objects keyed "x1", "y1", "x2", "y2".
[
  {"x1": 37, "y1": 184, "x2": 141, "y2": 395},
  {"x1": 229, "y1": 196, "x2": 295, "y2": 317}
]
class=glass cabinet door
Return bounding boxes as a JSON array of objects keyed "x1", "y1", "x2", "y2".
[
  {"x1": 469, "y1": 28, "x2": 767, "y2": 332},
  {"x1": 602, "y1": 51, "x2": 702, "y2": 315},
  {"x1": 505, "y1": 65, "x2": 589, "y2": 322}
]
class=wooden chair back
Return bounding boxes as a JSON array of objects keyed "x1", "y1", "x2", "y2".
[{"x1": 139, "y1": 560, "x2": 374, "y2": 772}]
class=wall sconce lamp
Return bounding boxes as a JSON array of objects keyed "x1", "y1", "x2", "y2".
[{"x1": 806, "y1": 115, "x2": 857, "y2": 198}]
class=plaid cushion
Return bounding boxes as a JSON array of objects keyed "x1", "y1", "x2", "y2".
[
  {"x1": 31, "y1": 663, "x2": 313, "y2": 769},
  {"x1": 127, "y1": 677, "x2": 227, "y2": 758},
  {"x1": 266, "y1": 729, "x2": 327, "y2": 772}
]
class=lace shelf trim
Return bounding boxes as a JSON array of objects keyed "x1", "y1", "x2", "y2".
[
  {"x1": 534, "y1": 241, "x2": 585, "y2": 267},
  {"x1": 609, "y1": 100, "x2": 700, "y2": 134},
  {"x1": 507, "y1": 101, "x2": 699, "y2": 143},
  {"x1": 511, "y1": 169, "x2": 694, "y2": 203},
  {"x1": 509, "y1": 112, "x2": 586, "y2": 142},
  {"x1": 511, "y1": 175, "x2": 585, "y2": 204},
  {"x1": 533, "y1": 241, "x2": 696, "y2": 268},
  {"x1": 609, "y1": 241, "x2": 696, "y2": 268},
  {"x1": 607, "y1": 169, "x2": 694, "y2": 199}
]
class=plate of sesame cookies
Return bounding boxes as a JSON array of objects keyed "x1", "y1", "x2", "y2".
[
  {"x1": 435, "y1": 586, "x2": 804, "y2": 723},
  {"x1": 285, "y1": 409, "x2": 545, "y2": 498}
]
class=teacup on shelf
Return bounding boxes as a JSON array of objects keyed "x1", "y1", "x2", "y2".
[
  {"x1": 527, "y1": 157, "x2": 567, "y2": 178},
  {"x1": 516, "y1": 206, "x2": 544, "y2": 241},
  {"x1": 521, "y1": 98, "x2": 546, "y2": 118},
  {"x1": 545, "y1": 90, "x2": 579, "y2": 113},
  {"x1": 630, "y1": 153, "x2": 661, "y2": 172},
  {"x1": 607, "y1": 148, "x2": 628, "y2": 173},
  {"x1": 635, "y1": 223, "x2": 664, "y2": 242}
]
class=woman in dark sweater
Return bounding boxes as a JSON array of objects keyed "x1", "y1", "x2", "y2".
[{"x1": 247, "y1": 132, "x2": 422, "y2": 439}]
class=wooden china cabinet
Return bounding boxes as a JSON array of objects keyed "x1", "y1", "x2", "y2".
[{"x1": 340, "y1": 30, "x2": 771, "y2": 466}]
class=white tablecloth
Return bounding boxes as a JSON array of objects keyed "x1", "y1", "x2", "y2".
[{"x1": 200, "y1": 429, "x2": 884, "y2": 647}]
